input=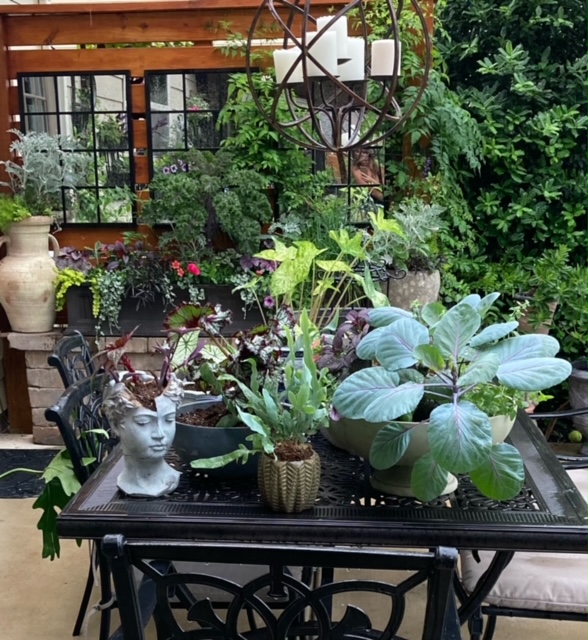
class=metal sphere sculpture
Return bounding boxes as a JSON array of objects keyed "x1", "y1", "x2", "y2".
[{"x1": 245, "y1": 0, "x2": 432, "y2": 152}]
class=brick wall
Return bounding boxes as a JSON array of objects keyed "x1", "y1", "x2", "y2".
[{"x1": 7, "y1": 331, "x2": 165, "y2": 444}]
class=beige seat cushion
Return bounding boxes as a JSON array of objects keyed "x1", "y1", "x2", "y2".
[{"x1": 461, "y1": 468, "x2": 587, "y2": 614}]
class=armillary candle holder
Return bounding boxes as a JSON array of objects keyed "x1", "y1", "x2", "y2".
[{"x1": 245, "y1": 0, "x2": 432, "y2": 155}]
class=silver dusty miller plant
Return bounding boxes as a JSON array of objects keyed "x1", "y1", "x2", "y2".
[{"x1": 0, "y1": 129, "x2": 88, "y2": 216}]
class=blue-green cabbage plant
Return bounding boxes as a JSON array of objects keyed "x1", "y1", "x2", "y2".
[{"x1": 332, "y1": 293, "x2": 572, "y2": 502}]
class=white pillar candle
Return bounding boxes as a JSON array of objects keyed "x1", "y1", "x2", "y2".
[
  {"x1": 305, "y1": 31, "x2": 338, "y2": 77},
  {"x1": 273, "y1": 48, "x2": 303, "y2": 84},
  {"x1": 370, "y1": 39, "x2": 402, "y2": 77},
  {"x1": 316, "y1": 15, "x2": 348, "y2": 59},
  {"x1": 337, "y1": 37, "x2": 365, "y2": 82}
]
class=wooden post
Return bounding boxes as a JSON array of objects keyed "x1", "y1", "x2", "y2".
[{"x1": 0, "y1": 16, "x2": 11, "y2": 186}]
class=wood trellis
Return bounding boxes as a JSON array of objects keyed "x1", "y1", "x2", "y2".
[{"x1": 0, "y1": 0, "x2": 352, "y2": 247}]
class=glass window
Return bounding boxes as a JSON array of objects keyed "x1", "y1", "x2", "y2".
[{"x1": 18, "y1": 73, "x2": 135, "y2": 225}]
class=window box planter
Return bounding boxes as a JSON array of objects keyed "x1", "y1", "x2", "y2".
[{"x1": 65, "y1": 284, "x2": 263, "y2": 336}]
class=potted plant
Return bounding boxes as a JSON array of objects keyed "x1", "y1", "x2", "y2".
[
  {"x1": 165, "y1": 302, "x2": 296, "y2": 477},
  {"x1": 191, "y1": 309, "x2": 331, "y2": 513},
  {"x1": 243, "y1": 229, "x2": 388, "y2": 330},
  {"x1": 368, "y1": 198, "x2": 445, "y2": 310},
  {"x1": 54, "y1": 236, "x2": 264, "y2": 336},
  {"x1": 331, "y1": 293, "x2": 572, "y2": 502},
  {"x1": 0, "y1": 129, "x2": 87, "y2": 332}
]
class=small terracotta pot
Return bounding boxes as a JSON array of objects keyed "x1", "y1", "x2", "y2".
[{"x1": 258, "y1": 449, "x2": 320, "y2": 513}]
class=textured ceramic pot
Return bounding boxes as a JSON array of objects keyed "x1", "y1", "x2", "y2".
[
  {"x1": 383, "y1": 269, "x2": 440, "y2": 311},
  {"x1": 326, "y1": 414, "x2": 515, "y2": 497},
  {"x1": 175, "y1": 395, "x2": 257, "y2": 478},
  {"x1": 258, "y1": 450, "x2": 320, "y2": 513},
  {"x1": 0, "y1": 217, "x2": 59, "y2": 332}
]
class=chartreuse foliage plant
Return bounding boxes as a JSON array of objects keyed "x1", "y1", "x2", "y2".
[{"x1": 332, "y1": 293, "x2": 571, "y2": 502}]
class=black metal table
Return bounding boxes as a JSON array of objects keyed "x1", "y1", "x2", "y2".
[{"x1": 57, "y1": 411, "x2": 587, "y2": 639}]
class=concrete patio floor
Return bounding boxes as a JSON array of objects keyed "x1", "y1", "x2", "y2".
[{"x1": 0, "y1": 435, "x2": 586, "y2": 639}]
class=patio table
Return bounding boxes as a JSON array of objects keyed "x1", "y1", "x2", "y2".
[{"x1": 57, "y1": 410, "x2": 587, "y2": 638}]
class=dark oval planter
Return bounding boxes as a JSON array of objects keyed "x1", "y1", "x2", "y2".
[
  {"x1": 174, "y1": 395, "x2": 257, "y2": 478},
  {"x1": 65, "y1": 284, "x2": 263, "y2": 336}
]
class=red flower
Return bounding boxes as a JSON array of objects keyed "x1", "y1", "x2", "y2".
[{"x1": 187, "y1": 263, "x2": 201, "y2": 276}]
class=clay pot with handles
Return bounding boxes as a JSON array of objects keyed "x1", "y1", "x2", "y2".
[{"x1": 0, "y1": 216, "x2": 59, "y2": 332}]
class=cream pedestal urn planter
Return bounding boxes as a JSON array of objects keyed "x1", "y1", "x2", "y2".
[
  {"x1": 0, "y1": 217, "x2": 59, "y2": 333},
  {"x1": 326, "y1": 414, "x2": 515, "y2": 497},
  {"x1": 384, "y1": 269, "x2": 441, "y2": 310}
]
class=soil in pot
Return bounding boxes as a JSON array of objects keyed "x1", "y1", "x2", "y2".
[{"x1": 175, "y1": 396, "x2": 257, "y2": 478}]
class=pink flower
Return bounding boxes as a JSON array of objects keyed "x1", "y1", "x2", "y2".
[
  {"x1": 171, "y1": 260, "x2": 181, "y2": 271},
  {"x1": 187, "y1": 263, "x2": 201, "y2": 276},
  {"x1": 177, "y1": 268, "x2": 185, "y2": 278}
]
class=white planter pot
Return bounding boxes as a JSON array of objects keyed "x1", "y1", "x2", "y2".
[
  {"x1": 0, "y1": 216, "x2": 59, "y2": 332},
  {"x1": 326, "y1": 414, "x2": 515, "y2": 498}
]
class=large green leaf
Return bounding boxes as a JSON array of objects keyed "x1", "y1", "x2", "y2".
[
  {"x1": 420, "y1": 302, "x2": 446, "y2": 327},
  {"x1": 332, "y1": 368, "x2": 423, "y2": 422},
  {"x1": 433, "y1": 303, "x2": 481, "y2": 361},
  {"x1": 413, "y1": 344, "x2": 445, "y2": 371},
  {"x1": 255, "y1": 239, "x2": 297, "y2": 262},
  {"x1": 497, "y1": 357, "x2": 572, "y2": 391},
  {"x1": 369, "y1": 423, "x2": 412, "y2": 470},
  {"x1": 485, "y1": 334, "x2": 560, "y2": 364},
  {"x1": 368, "y1": 306, "x2": 413, "y2": 327},
  {"x1": 329, "y1": 228, "x2": 366, "y2": 259},
  {"x1": 457, "y1": 353, "x2": 500, "y2": 387},
  {"x1": 469, "y1": 321, "x2": 519, "y2": 347},
  {"x1": 356, "y1": 325, "x2": 394, "y2": 361},
  {"x1": 362, "y1": 265, "x2": 389, "y2": 308},
  {"x1": 42, "y1": 449, "x2": 81, "y2": 497},
  {"x1": 411, "y1": 453, "x2": 451, "y2": 502},
  {"x1": 475, "y1": 292, "x2": 501, "y2": 317},
  {"x1": 376, "y1": 318, "x2": 429, "y2": 370},
  {"x1": 428, "y1": 401, "x2": 493, "y2": 473},
  {"x1": 455, "y1": 294, "x2": 481, "y2": 309},
  {"x1": 315, "y1": 260, "x2": 352, "y2": 273},
  {"x1": 469, "y1": 443, "x2": 525, "y2": 500}
]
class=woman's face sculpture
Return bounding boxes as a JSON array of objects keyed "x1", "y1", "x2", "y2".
[{"x1": 120, "y1": 393, "x2": 177, "y2": 461}]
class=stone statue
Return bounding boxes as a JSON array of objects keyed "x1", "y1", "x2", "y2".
[{"x1": 102, "y1": 374, "x2": 184, "y2": 497}]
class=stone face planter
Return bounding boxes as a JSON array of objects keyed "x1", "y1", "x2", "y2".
[
  {"x1": 65, "y1": 283, "x2": 263, "y2": 336},
  {"x1": 258, "y1": 449, "x2": 320, "y2": 513},
  {"x1": 0, "y1": 217, "x2": 59, "y2": 333},
  {"x1": 101, "y1": 373, "x2": 183, "y2": 497},
  {"x1": 383, "y1": 269, "x2": 440, "y2": 311},
  {"x1": 327, "y1": 414, "x2": 515, "y2": 498},
  {"x1": 174, "y1": 395, "x2": 257, "y2": 478}
]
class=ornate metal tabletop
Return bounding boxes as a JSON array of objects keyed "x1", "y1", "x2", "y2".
[{"x1": 58, "y1": 411, "x2": 587, "y2": 553}]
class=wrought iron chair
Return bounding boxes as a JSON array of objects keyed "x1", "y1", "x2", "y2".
[
  {"x1": 458, "y1": 407, "x2": 588, "y2": 640},
  {"x1": 102, "y1": 535, "x2": 459, "y2": 640},
  {"x1": 47, "y1": 331, "x2": 96, "y2": 388},
  {"x1": 45, "y1": 374, "x2": 116, "y2": 639}
]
